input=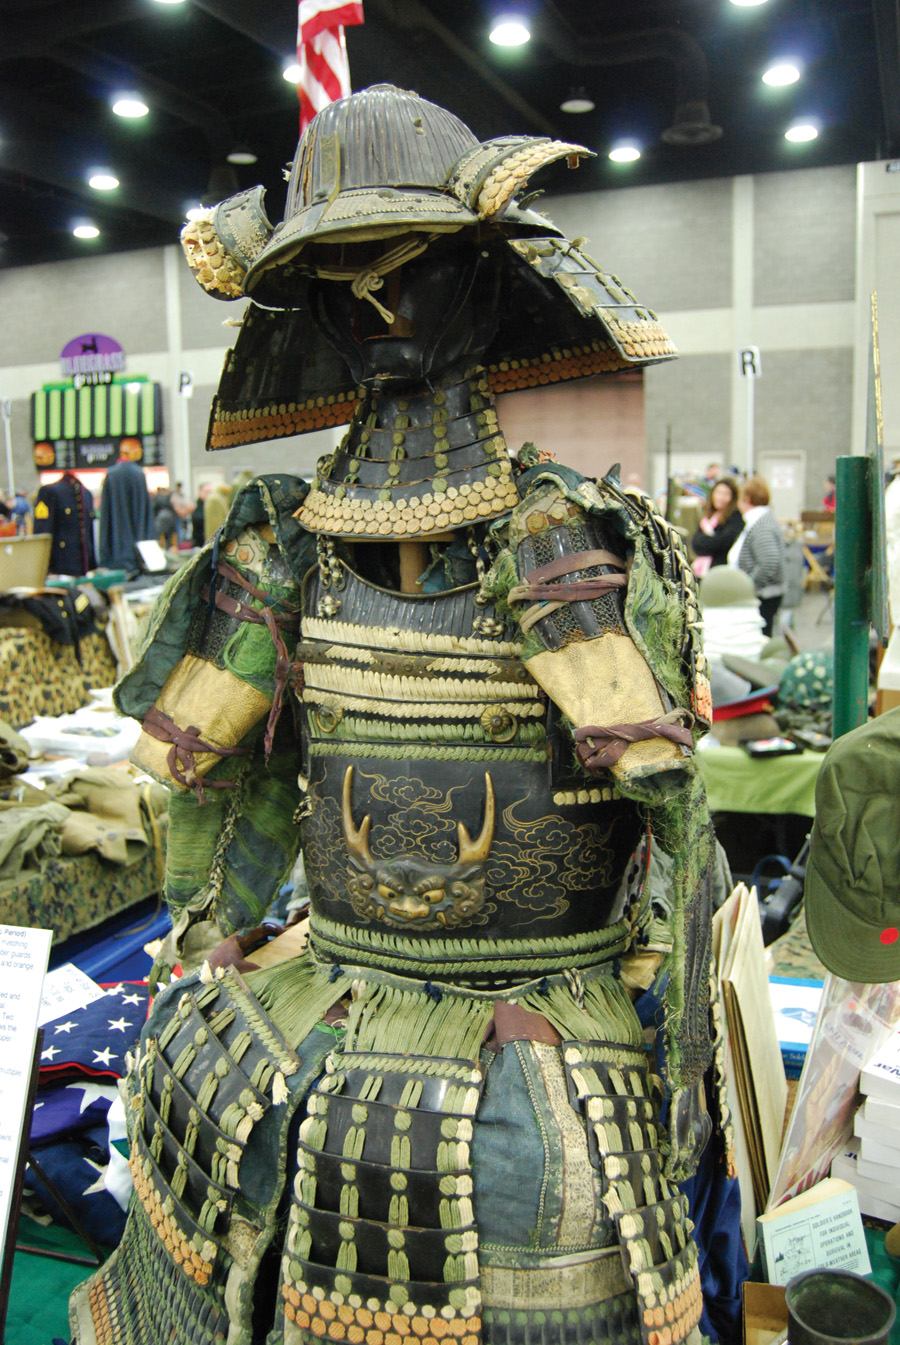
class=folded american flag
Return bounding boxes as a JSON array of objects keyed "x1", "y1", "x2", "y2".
[{"x1": 39, "y1": 981, "x2": 149, "y2": 1083}]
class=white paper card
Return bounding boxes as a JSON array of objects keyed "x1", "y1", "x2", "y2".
[
  {"x1": 37, "y1": 963, "x2": 104, "y2": 1027},
  {"x1": 0, "y1": 924, "x2": 52, "y2": 1246}
]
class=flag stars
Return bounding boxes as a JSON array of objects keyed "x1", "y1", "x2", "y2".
[
  {"x1": 108, "y1": 1017, "x2": 130, "y2": 1032},
  {"x1": 92, "y1": 1047, "x2": 117, "y2": 1066},
  {"x1": 121, "y1": 993, "x2": 143, "y2": 1007},
  {"x1": 53, "y1": 1020, "x2": 79, "y2": 1034},
  {"x1": 42, "y1": 1045, "x2": 61, "y2": 1061}
]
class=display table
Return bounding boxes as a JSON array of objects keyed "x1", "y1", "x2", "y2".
[{"x1": 697, "y1": 745, "x2": 823, "y2": 819}]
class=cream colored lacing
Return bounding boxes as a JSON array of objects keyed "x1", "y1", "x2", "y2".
[{"x1": 314, "y1": 234, "x2": 439, "y2": 324}]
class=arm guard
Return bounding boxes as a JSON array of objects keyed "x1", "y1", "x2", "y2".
[{"x1": 501, "y1": 474, "x2": 702, "y2": 792}]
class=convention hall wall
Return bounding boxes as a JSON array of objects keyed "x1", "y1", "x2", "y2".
[{"x1": 0, "y1": 159, "x2": 890, "y2": 510}]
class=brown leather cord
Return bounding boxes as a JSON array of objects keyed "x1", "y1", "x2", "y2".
[
  {"x1": 574, "y1": 711, "x2": 694, "y2": 771},
  {"x1": 206, "y1": 560, "x2": 302, "y2": 756},
  {"x1": 142, "y1": 706, "x2": 249, "y2": 795}
]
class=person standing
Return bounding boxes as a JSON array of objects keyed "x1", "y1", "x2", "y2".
[
  {"x1": 728, "y1": 475, "x2": 786, "y2": 636},
  {"x1": 11, "y1": 489, "x2": 31, "y2": 535},
  {"x1": 98, "y1": 457, "x2": 155, "y2": 571},
  {"x1": 690, "y1": 477, "x2": 744, "y2": 577}
]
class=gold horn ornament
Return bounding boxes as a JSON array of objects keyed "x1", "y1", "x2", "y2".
[{"x1": 446, "y1": 136, "x2": 593, "y2": 221}]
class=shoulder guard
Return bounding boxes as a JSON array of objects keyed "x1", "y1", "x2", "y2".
[
  {"x1": 116, "y1": 474, "x2": 315, "y2": 792},
  {"x1": 483, "y1": 466, "x2": 710, "y2": 797}
]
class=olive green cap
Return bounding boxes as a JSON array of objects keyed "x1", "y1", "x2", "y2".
[{"x1": 805, "y1": 708, "x2": 900, "y2": 983}]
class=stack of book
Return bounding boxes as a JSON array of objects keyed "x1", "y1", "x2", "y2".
[{"x1": 830, "y1": 1029, "x2": 900, "y2": 1223}]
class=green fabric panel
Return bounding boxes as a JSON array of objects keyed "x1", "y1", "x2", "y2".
[
  {"x1": 33, "y1": 390, "x2": 46, "y2": 440},
  {"x1": 164, "y1": 785, "x2": 229, "y2": 918},
  {"x1": 222, "y1": 621, "x2": 278, "y2": 692},
  {"x1": 216, "y1": 744, "x2": 303, "y2": 932}
]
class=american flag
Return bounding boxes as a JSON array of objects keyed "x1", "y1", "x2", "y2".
[{"x1": 297, "y1": 0, "x2": 365, "y2": 132}]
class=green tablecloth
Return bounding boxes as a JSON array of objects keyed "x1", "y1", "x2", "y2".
[{"x1": 697, "y1": 745, "x2": 823, "y2": 818}]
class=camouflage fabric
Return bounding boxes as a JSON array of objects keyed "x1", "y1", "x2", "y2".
[
  {"x1": 0, "y1": 627, "x2": 118, "y2": 728},
  {"x1": 0, "y1": 840, "x2": 164, "y2": 945},
  {"x1": 767, "y1": 905, "x2": 827, "y2": 982}
]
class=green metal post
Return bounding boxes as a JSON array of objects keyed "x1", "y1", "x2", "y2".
[{"x1": 832, "y1": 455, "x2": 871, "y2": 738}]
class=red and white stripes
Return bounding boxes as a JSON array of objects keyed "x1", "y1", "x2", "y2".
[{"x1": 297, "y1": 0, "x2": 365, "y2": 132}]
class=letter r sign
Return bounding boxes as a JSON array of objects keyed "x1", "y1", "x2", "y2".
[{"x1": 739, "y1": 347, "x2": 761, "y2": 378}]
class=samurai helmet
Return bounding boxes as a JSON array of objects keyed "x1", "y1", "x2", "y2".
[
  {"x1": 181, "y1": 84, "x2": 676, "y2": 452},
  {"x1": 183, "y1": 83, "x2": 589, "y2": 304}
]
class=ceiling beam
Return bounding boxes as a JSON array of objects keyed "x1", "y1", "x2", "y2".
[{"x1": 0, "y1": 0, "x2": 145, "y2": 61}]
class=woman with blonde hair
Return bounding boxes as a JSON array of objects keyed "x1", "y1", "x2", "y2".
[
  {"x1": 728, "y1": 474, "x2": 786, "y2": 635},
  {"x1": 690, "y1": 476, "x2": 743, "y2": 577}
]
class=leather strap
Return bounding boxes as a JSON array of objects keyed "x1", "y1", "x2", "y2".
[
  {"x1": 205, "y1": 560, "x2": 302, "y2": 756},
  {"x1": 484, "y1": 1001, "x2": 562, "y2": 1050},
  {"x1": 142, "y1": 706, "x2": 249, "y2": 793},
  {"x1": 574, "y1": 712, "x2": 694, "y2": 771},
  {"x1": 508, "y1": 574, "x2": 626, "y2": 605},
  {"x1": 525, "y1": 549, "x2": 626, "y2": 584}
]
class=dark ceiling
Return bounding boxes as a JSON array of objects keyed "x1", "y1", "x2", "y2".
[{"x1": 0, "y1": 0, "x2": 895, "y2": 270}]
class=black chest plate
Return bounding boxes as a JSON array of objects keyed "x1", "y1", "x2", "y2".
[{"x1": 296, "y1": 559, "x2": 644, "y2": 980}]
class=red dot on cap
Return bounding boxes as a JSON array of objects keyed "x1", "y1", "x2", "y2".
[{"x1": 880, "y1": 928, "x2": 899, "y2": 945}]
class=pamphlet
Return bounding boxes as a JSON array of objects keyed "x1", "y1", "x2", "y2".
[
  {"x1": 0, "y1": 924, "x2": 53, "y2": 1248},
  {"x1": 758, "y1": 1177, "x2": 870, "y2": 1286}
]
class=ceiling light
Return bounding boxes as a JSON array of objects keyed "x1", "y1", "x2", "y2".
[
  {"x1": 226, "y1": 147, "x2": 258, "y2": 165},
  {"x1": 729, "y1": 0, "x2": 769, "y2": 6},
  {"x1": 609, "y1": 145, "x2": 641, "y2": 163},
  {"x1": 763, "y1": 63, "x2": 800, "y2": 86},
  {"x1": 88, "y1": 172, "x2": 119, "y2": 191},
  {"x1": 151, "y1": 0, "x2": 187, "y2": 4},
  {"x1": 185, "y1": 205, "x2": 209, "y2": 221},
  {"x1": 282, "y1": 62, "x2": 302, "y2": 83},
  {"x1": 73, "y1": 224, "x2": 100, "y2": 239},
  {"x1": 489, "y1": 18, "x2": 530, "y2": 46},
  {"x1": 785, "y1": 123, "x2": 818, "y2": 142},
  {"x1": 112, "y1": 95, "x2": 149, "y2": 118},
  {"x1": 561, "y1": 95, "x2": 595, "y2": 114}
]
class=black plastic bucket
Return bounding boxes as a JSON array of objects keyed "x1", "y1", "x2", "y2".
[{"x1": 786, "y1": 1270, "x2": 896, "y2": 1345}]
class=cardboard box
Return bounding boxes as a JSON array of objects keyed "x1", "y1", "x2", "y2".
[{"x1": 743, "y1": 1282, "x2": 787, "y2": 1345}]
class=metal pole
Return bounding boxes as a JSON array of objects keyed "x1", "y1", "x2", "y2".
[
  {"x1": 1, "y1": 401, "x2": 13, "y2": 497},
  {"x1": 832, "y1": 455, "x2": 871, "y2": 737},
  {"x1": 746, "y1": 374, "x2": 755, "y2": 476}
]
